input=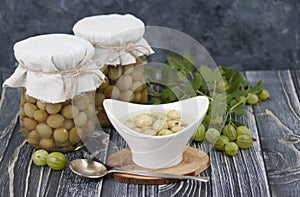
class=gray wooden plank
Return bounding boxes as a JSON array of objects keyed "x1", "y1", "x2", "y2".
[
  {"x1": 157, "y1": 176, "x2": 210, "y2": 197},
  {"x1": 246, "y1": 70, "x2": 300, "y2": 197},
  {"x1": 0, "y1": 87, "x2": 56, "y2": 197},
  {"x1": 0, "y1": 87, "x2": 20, "y2": 137},
  {"x1": 42, "y1": 151, "x2": 93, "y2": 197},
  {"x1": 126, "y1": 184, "x2": 146, "y2": 197},
  {"x1": 233, "y1": 107, "x2": 270, "y2": 196},
  {"x1": 38, "y1": 129, "x2": 112, "y2": 197},
  {"x1": 101, "y1": 129, "x2": 166, "y2": 197},
  {"x1": 189, "y1": 75, "x2": 270, "y2": 197},
  {"x1": 6, "y1": 141, "x2": 33, "y2": 196},
  {"x1": 0, "y1": 73, "x2": 3, "y2": 100},
  {"x1": 194, "y1": 105, "x2": 271, "y2": 197},
  {"x1": 101, "y1": 129, "x2": 132, "y2": 197},
  {"x1": 53, "y1": 129, "x2": 111, "y2": 197},
  {"x1": 0, "y1": 87, "x2": 22, "y2": 197},
  {"x1": 0, "y1": 122, "x2": 34, "y2": 197},
  {"x1": 157, "y1": 142, "x2": 211, "y2": 197},
  {"x1": 291, "y1": 69, "x2": 300, "y2": 104},
  {"x1": 29, "y1": 162, "x2": 52, "y2": 197}
]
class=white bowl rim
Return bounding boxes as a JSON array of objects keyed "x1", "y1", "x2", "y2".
[{"x1": 103, "y1": 96, "x2": 209, "y2": 139}]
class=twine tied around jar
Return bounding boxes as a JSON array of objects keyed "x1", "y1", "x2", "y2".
[
  {"x1": 94, "y1": 41, "x2": 151, "y2": 64},
  {"x1": 18, "y1": 61, "x2": 104, "y2": 100}
]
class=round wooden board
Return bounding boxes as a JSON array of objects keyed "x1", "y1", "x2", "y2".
[{"x1": 107, "y1": 146, "x2": 210, "y2": 185}]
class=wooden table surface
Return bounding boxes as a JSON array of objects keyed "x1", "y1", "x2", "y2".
[{"x1": 0, "y1": 69, "x2": 299, "y2": 197}]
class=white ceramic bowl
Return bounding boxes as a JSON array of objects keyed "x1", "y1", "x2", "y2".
[{"x1": 103, "y1": 96, "x2": 209, "y2": 169}]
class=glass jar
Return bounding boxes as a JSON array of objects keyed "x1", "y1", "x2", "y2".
[
  {"x1": 4, "y1": 34, "x2": 104, "y2": 152},
  {"x1": 73, "y1": 14, "x2": 154, "y2": 127},
  {"x1": 20, "y1": 88, "x2": 96, "y2": 152}
]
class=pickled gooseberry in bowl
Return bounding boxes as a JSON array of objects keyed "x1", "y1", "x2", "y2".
[{"x1": 123, "y1": 110, "x2": 188, "y2": 136}]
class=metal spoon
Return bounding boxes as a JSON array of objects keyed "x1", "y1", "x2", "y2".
[{"x1": 69, "y1": 159, "x2": 210, "y2": 182}]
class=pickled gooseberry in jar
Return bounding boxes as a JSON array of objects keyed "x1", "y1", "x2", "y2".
[
  {"x1": 20, "y1": 88, "x2": 96, "y2": 152},
  {"x1": 96, "y1": 63, "x2": 148, "y2": 127}
]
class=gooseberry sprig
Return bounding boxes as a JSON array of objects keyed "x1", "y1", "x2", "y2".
[{"x1": 147, "y1": 54, "x2": 270, "y2": 156}]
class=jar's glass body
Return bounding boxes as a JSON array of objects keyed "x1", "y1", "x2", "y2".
[
  {"x1": 95, "y1": 59, "x2": 147, "y2": 126},
  {"x1": 20, "y1": 88, "x2": 96, "y2": 152}
]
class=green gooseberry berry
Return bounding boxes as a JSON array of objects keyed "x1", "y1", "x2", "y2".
[
  {"x1": 246, "y1": 93, "x2": 259, "y2": 105},
  {"x1": 214, "y1": 135, "x2": 229, "y2": 151},
  {"x1": 47, "y1": 152, "x2": 68, "y2": 170},
  {"x1": 258, "y1": 89, "x2": 270, "y2": 101},
  {"x1": 205, "y1": 128, "x2": 220, "y2": 144},
  {"x1": 32, "y1": 149, "x2": 49, "y2": 166},
  {"x1": 225, "y1": 142, "x2": 239, "y2": 156},
  {"x1": 236, "y1": 126, "x2": 251, "y2": 136},
  {"x1": 236, "y1": 135, "x2": 253, "y2": 149},
  {"x1": 193, "y1": 124, "x2": 206, "y2": 142},
  {"x1": 222, "y1": 124, "x2": 237, "y2": 141}
]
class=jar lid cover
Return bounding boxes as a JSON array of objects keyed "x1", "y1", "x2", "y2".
[
  {"x1": 4, "y1": 34, "x2": 105, "y2": 103},
  {"x1": 73, "y1": 14, "x2": 154, "y2": 65}
]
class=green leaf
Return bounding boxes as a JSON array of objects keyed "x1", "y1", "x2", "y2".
[
  {"x1": 182, "y1": 84, "x2": 197, "y2": 99},
  {"x1": 166, "y1": 54, "x2": 194, "y2": 77},
  {"x1": 199, "y1": 65, "x2": 215, "y2": 82},
  {"x1": 229, "y1": 99, "x2": 238, "y2": 108},
  {"x1": 212, "y1": 69, "x2": 223, "y2": 83},
  {"x1": 218, "y1": 66, "x2": 233, "y2": 80},
  {"x1": 229, "y1": 90, "x2": 248, "y2": 99},
  {"x1": 183, "y1": 52, "x2": 194, "y2": 65},
  {"x1": 232, "y1": 102, "x2": 246, "y2": 116},
  {"x1": 150, "y1": 97, "x2": 162, "y2": 104},
  {"x1": 226, "y1": 94, "x2": 233, "y2": 104},
  {"x1": 161, "y1": 87, "x2": 178, "y2": 102},
  {"x1": 210, "y1": 94, "x2": 227, "y2": 118},
  {"x1": 248, "y1": 80, "x2": 263, "y2": 94},
  {"x1": 218, "y1": 66, "x2": 248, "y2": 93},
  {"x1": 190, "y1": 70, "x2": 203, "y2": 90},
  {"x1": 144, "y1": 67, "x2": 158, "y2": 81},
  {"x1": 228, "y1": 71, "x2": 244, "y2": 93},
  {"x1": 162, "y1": 65, "x2": 174, "y2": 82}
]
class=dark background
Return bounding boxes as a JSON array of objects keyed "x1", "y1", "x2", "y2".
[{"x1": 0, "y1": 0, "x2": 299, "y2": 78}]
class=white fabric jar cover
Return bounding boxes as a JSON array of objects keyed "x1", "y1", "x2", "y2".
[
  {"x1": 73, "y1": 14, "x2": 154, "y2": 65},
  {"x1": 3, "y1": 34, "x2": 105, "y2": 103}
]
